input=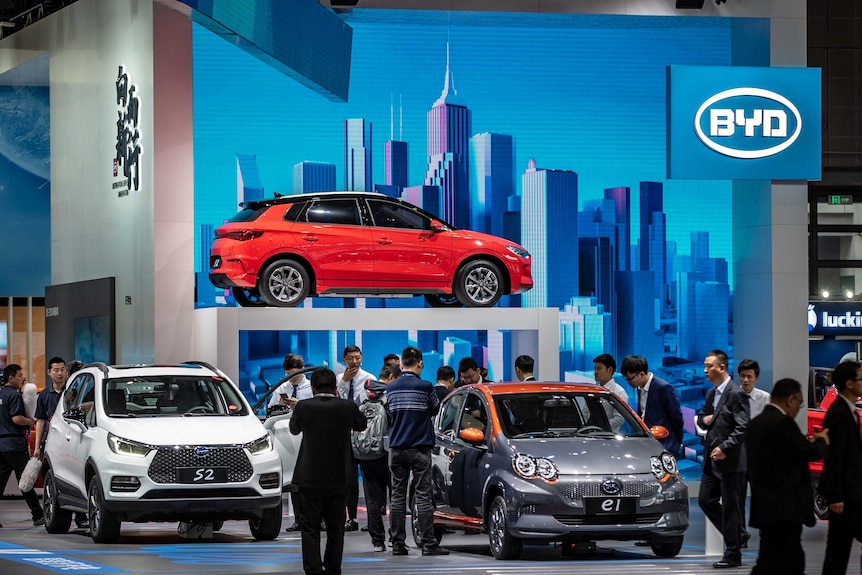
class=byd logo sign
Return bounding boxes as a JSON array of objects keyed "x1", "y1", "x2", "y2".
[{"x1": 694, "y1": 88, "x2": 802, "y2": 159}]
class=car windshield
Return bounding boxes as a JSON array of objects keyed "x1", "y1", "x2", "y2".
[
  {"x1": 103, "y1": 375, "x2": 249, "y2": 417},
  {"x1": 493, "y1": 392, "x2": 647, "y2": 439}
]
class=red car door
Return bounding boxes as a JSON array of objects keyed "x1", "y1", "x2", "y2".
[
  {"x1": 292, "y1": 198, "x2": 374, "y2": 288},
  {"x1": 366, "y1": 198, "x2": 452, "y2": 289}
]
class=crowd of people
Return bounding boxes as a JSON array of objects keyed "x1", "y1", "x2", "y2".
[{"x1": 1, "y1": 348, "x2": 860, "y2": 575}]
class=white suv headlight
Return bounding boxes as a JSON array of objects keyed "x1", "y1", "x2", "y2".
[
  {"x1": 107, "y1": 433, "x2": 152, "y2": 458},
  {"x1": 244, "y1": 434, "x2": 272, "y2": 455}
]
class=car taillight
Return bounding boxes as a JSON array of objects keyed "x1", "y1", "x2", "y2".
[{"x1": 224, "y1": 230, "x2": 264, "y2": 241}]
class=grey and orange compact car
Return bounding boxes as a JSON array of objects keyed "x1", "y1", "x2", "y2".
[{"x1": 422, "y1": 382, "x2": 688, "y2": 559}]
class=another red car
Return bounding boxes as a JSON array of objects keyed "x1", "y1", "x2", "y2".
[
  {"x1": 209, "y1": 192, "x2": 533, "y2": 307},
  {"x1": 806, "y1": 367, "x2": 862, "y2": 519}
]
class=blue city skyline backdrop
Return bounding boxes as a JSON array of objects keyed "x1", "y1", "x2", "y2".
[{"x1": 193, "y1": 11, "x2": 770, "y2": 275}]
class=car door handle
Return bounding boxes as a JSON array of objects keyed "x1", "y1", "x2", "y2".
[
  {"x1": 376, "y1": 237, "x2": 393, "y2": 245},
  {"x1": 302, "y1": 235, "x2": 318, "y2": 242}
]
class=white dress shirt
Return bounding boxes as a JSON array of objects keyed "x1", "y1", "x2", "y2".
[
  {"x1": 746, "y1": 387, "x2": 771, "y2": 419},
  {"x1": 337, "y1": 367, "x2": 375, "y2": 404},
  {"x1": 268, "y1": 376, "x2": 312, "y2": 407}
]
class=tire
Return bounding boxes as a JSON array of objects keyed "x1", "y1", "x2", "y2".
[
  {"x1": 249, "y1": 506, "x2": 282, "y2": 540},
  {"x1": 454, "y1": 260, "x2": 503, "y2": 307},
  {"x1": 88, "y1": 476, "x2": 121, "y2": 543},
  {"x1": 487, "y1": 496, "x2": 522, "y2": 560},
  {"x1": 813, "y1": 479, "x2": 829, "y2": 520},
  {"x1": 211, "y1": 520, "x2": 225, "y2": 531},
  {"x1": 43, "y1": 469, "x2": 72, "y2": 534},
  {"x1": 424, "y1": 294, "x2": 462, "y2": 308},
  {"x1": 232, "y1": 287, "x2": 266, "y2": 307},
  {"x1": 650, "y1": 536, "x2": 684, "y2": 558},
  {"x1": 410, "y1": 498, "x2": 443, "y2": 548},
  {"x1": 259, "y1": 259, "x2": 310, "y2": 307}
]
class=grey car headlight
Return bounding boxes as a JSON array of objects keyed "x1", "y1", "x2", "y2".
[
  {"x1": 512, "y1": 453, "x2": 558, "y2": 482},
  {"x1": 107, "y1": 433, "x2": 152, "y2": 458},
  {"x1": 651, "y1": 451, "x2": 678, "y2": 479},
  {"x1": 244, "y1": 434, "x2": 273, "y2": 455}
]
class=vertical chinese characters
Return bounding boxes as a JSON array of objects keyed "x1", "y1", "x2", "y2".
[{"x1": 115, "y1": 66, "x2": 142, "y2": 192}]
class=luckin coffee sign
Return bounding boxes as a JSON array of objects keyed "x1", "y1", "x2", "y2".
[{"x1": 808, "y1": 302, "x2": 862, "y2": 336}]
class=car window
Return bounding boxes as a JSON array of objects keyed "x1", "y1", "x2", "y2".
[
  {"x1": 438, "y1": 393, "x2": 464, "y2": 439},
  {"x1": 367, "y1": 199, "x2": 430, "y2": 230},
  {"x1": 63, "y1": 374, "x2": 85, "y2": 410},
  {"x1": 494, "y1": 392, "x2": 646, "y2": 438},
  {"x1": 305, "y1": 199, "x2": 360, "y2": 225},
  {"x1": 74, "y1": 373, "x2": 97, "y2": 426},
  {"x1": 228, "y1": 206, "x2": 266, "y2": 223},
  {"x1": 283, "y1": 202, "x2": 305, "y2": 222},
  {"x1": 459, "y1": 393, "x2": 489, "y2": 435},
  {"x1": 103, "y1": 375, "x2": 249, "y2": 417}
]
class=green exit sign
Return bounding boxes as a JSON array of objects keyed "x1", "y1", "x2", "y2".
[{"x1": 829, "y1": 195, "x2": 853, "y2": 206}]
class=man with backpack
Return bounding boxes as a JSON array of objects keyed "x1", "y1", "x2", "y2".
[{"x1": 352, "y1": 363, "x2": 399, "y2": 551}]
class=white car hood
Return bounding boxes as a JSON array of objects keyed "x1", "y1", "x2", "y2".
[{"x1": 104, "y1": 415, "x2": 266, "y2": 446}]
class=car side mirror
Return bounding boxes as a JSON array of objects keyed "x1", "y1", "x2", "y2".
[
  {"x1": 459, "y1": 427, "x2": 485, "y2": 444},
  {"x1": 650, "y1": 425, "x2": 669, "y2": 440},
  {"x1": 63, "y1": 407, "x2": 87, "y2": 425},
  {"x1": 429, "y1": 220, "x2": 445, "y2": 233}
]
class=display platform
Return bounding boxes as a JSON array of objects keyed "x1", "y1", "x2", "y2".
[{"x1": 193, "y1": 306, "x2": 560, "y2": 384}]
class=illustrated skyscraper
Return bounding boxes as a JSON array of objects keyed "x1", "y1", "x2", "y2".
[
  {"x1": 604, "y1": 187, "x2": 631, "y2": 271},
  {"x1": 470, "y1": 132, "x2": 514, "y2": 236},
  {"x1": 344, "y1": 118, "x2": 372, "y2": 191},
  {"x1": 236, "y1": 153, "x2": 264, "y2": 203},
  {"x1": 385, "y1": 97, "x2": 409, "y2": 191},
  {"x1": 293, "y1": 161, "x2": 336, "y2": 194},
  {"x1": 521, "y1": 159, "x2": 579, "y2": 309},
  {"x1": 639, "y1": 181, "x2": 666, "y2": 303},
  {"x1": 425, "y1": 44, "x2": 472, "y2": 229}
]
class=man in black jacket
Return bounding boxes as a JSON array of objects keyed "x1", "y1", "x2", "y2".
[
  {"x1": 290, "y1": 368, "x2": 366, "y2": 575},
  {"x1": 820, "y1": 360, "x2": 862, "y2": 575},
  {"x1": 746, "y1": 378, "x2": 829, "y2": 574},
  {"x1": 697, "y1": 349, "x2": 750, "y2": 568}
]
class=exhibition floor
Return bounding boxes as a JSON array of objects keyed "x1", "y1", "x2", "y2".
[{"x1": 0, "y1": 493, "x2": 848, "y2": 575}]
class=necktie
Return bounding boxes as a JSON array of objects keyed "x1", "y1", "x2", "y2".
[
  {"x1": 291, "y1": 383, "x2": 298, "y2": 399},
  {"x1": 348, "y1": 378, "x2": 355, "y2": 402},
  {"x1": 713, "y1": 389, "x2": 722, "y2": 409},
  {"x1": 639, "y1": 388, "x2": 646, "y2": 416}
]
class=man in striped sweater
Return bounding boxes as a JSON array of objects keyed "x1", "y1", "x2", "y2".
[{"x1": 385, "y1": 346, "x2": 448, "y2": 557}]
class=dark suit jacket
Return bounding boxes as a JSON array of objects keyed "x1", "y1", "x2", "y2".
[
  {"x1": 746, "y1": 404, "x2": 828, "y2": 528},
  {"x1": 697, "y1": 380, "x2": 750, "y2": 473},
  {"x1": 641, "y1": 376, "x2": 684, "y2": 458},
  {"x1": 819, "y1": 396, "x2": 862, "y2": 505},
  {"x1": 289, "y1": 393, "x2": 366, "y2": 490}
]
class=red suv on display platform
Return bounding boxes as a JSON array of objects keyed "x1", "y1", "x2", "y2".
[{"x1": 208, "y1": 192, "x2": 533, "y2": 308}]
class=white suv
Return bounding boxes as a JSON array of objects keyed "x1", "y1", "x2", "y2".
[{"x1": 42, "y1": 362, "x2": 283, "y2": 543}]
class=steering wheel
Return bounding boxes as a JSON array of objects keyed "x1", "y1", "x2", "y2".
[
  {"x1": 185, "y1": 406, "x2": 211, "y2": 414},
  {"x1": 576, "y1": 425, "x2": 606, "y2": 435}
]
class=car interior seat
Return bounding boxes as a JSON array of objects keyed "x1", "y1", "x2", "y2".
[{"x1": 106, "y1": 389, "x2": 127, "y2": 415}]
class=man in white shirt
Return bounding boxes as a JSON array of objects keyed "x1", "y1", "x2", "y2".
[
  {"x1": 268, "y1": 353, "x2": 312, "y2": 408},
  {"x1": 738, "y1": 359, "x2": 770, "y2": 420},
  {"x1": 335, "y1": 345, "x2": 375, "y2": 531},
  {"x1": 593, "y1": 353, "x2": 628, "y2": 432}
]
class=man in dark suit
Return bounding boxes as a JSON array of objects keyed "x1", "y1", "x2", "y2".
[
  {"x1": 697, "y1": 349, "x2": 750, "y2": 569},
  {"x1": 820, "y1": 360, "x2": 862, "y2": 575},
  {"x1": 514, "y1": 355, "x2": 537, "y2": 381},
  {"x1": 620, "y1": 355, "x2": 684, "y2": 458},
  {"x1": 746, "y1": 378, "x2": 829, "y2": 575},
  {"x1": 290, "y1": 368, "x2": 366, "y2": 575}
]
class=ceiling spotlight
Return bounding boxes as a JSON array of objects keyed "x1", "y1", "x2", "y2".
[{"x1": 821, "y1": 290, "x2": 830, "y2": 299}]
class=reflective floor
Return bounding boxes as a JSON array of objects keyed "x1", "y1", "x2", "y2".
[{"x1": 0, "y1": 494, "x2": 853, "y2": 575}]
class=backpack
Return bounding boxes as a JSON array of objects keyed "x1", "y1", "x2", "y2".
[{"x1": 352, "y1": 398, "x2": 389, "y2": 460}]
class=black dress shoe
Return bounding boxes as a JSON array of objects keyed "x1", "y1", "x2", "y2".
[
  {"x1": 422, "y1": 545, "x2": 450, "y2": 556},
  {"x1": 391, "y1": 542, "x2": 408, "y2": 556},
  {"x1": 285, "y1": 522, "x2": 301, "y2": 532},
  {"x1": 344, "y1": 518, "x2": 359, "y2": 532},
  {"x1": 740, "y1": 531, "x2": 750, "y2": 549},
  {"x1": 713, "y1": 559, "x2": 741, "y2": 569}
]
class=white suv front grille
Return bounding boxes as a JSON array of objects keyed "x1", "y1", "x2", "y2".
[{"x1": 147, "y1": 446, "x2": 254, "y2": 483}]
